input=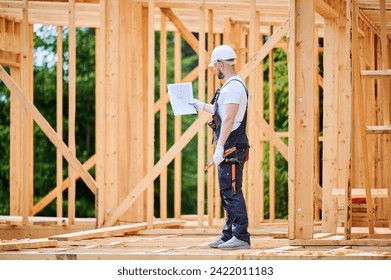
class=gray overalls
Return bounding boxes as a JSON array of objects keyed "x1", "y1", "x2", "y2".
[{"x1": 211, "y1": 79, "x2": 250, "y2": 245}]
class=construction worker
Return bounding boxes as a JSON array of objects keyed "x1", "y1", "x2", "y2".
[{"x1": 190, "y1": 45, "x2": 250, "y2": 250}]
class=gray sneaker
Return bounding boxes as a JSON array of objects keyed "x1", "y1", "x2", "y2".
[
  {"x1": 217, "y1": 236, "x2": 250, "y2": 250},
  {"x1": 208, "y1": 238, "x2": 226, "y2": 248}
]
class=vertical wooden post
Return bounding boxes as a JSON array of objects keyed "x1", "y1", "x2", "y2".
[
  {"x1": 313, "y1": 28, "x2": 320, "y2": 222},
  {"x1": 258, "y1": 23, "x2": 265, "y2": 224},
  {"x1": 351, "y1": 0, "x2": 374, "y2": 235},
  {"x1": 379, "y1": 0, "x2": 391, "y2": 230},
  {"x1": 159, "y1": 13, "x2": 168, "y2": 220},
  {"x1": 104, "y1": 0, "x2": 120, "y2": 225},
  {"x1": 288, "y1": 0, "x2": 315, "y2": 239},
  {"x1": 56, "y1": 26, "x2": 63, "y2": 221},
  {"x1": 147, "y1": 0, "x2": 155, "y2": 228},
  {"x1": 248, "y1": 0, "x2": 261, "y2": 228},
  {"x1": 68, "y1": 0, "x2": 76, "y2": 225},
  {"x1": 21, "y1": 0, "x2": 28, "y2": 225},
  {"x1": 207, "y1": 9, "x2": 215, "y2": 226},
  {"x1": 27, "y1": 23, "x2": 34, "y2": 216},
  {"x1": 213, "y1": 33, "x2": 221, "y2": 220},
  {"x1": 344, "y1": 0, "x2": 353, "y2": 240},
  {"x1": 174, "y1": 31, "x2": 182, "y2": 219},
  {"x1": 197, "y1": 0, "x2": 206, "y2": 228},
  {"x1": 322, "y1": 18, "x2": 339, "y2": 233},
  {"x1": 96, "y1": 0, "x2": 107, "y2": 227},
  {"x1": 268, "y1": 26, "x2": 275, "y2": 222},
  {"x1": 10, "y1": 65, "x2": 21, "y2": 218}
]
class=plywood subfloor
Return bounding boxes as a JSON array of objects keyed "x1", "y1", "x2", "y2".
[
  {"x1": 1, "y1": 217, "x2": 391, "y2": 260},
  {"x1": 1, "y1": 232, "x2": 391, "y2": 260}
]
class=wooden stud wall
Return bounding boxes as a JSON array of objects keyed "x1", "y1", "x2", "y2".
[{"x1": 0, "y1": 0, "x2": 390, "y2": 241}]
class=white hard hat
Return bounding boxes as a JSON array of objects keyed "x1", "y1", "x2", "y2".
[{"x1": 208, "y1": 45, "x2": 237, "y2": 67}]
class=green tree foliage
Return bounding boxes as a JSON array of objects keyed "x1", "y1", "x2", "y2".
[
  {"x1": 263, "y1": 47, "x2": 289, "y2": 219},
  {"x1": 0, "y1": 67, "x2": 10, "y2": 214},
  {"x1": 0, "y1": 25, "x2": 96, "y2": 216}
]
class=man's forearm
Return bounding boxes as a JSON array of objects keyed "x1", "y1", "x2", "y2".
[{"x1": 203, "y1": 103, "x2": 214, "y2": 114}]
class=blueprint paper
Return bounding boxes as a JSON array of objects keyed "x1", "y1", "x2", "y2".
[{"x1": 167, "y1": 82, "x2": 197, "y2": 115}]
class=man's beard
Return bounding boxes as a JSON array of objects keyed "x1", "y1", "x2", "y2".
[{"x1": 217, "y1": 69, "x2": 225, "y2": 79}]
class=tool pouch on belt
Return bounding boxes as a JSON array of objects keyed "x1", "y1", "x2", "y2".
[
  {"x1": 225, "y1": 146, "x2": 249, "y2": 169},
  {"x1": 226, "y1": 146, "x2": 249, "y2": 196}
]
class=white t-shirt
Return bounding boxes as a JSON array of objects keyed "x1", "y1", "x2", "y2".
[{"x1": 216, "y1": 75, "x2": 248, "y2": 131}]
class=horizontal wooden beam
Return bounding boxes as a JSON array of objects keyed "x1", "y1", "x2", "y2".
[
  {"x1": 314, "y1": 0, "x2": 339, "y2": 19},
  {"x1": 366, "y1": 125, "x2": 391, "y2": 134},
  {"x1": 361, "y1": 69, "x2": 391, "y2": 79},
  {"x1": 137, "y1": 0, "x2": 290, "y2": 12},
  {"x1": 332, "y1": 188, "x2": 388, "y2": 198},
  {"x1": 0, "y1": 238, "x2": 57, "y2": 251},
  {"x1": 49, "y1": 220, "x2": 184, "y2": 241},
  {"x1": 0, "y1": 1, "x2": 100, "y2": 27},
  {"x1": 0, "y1": 51, "x2": 20, "y2": 68}
]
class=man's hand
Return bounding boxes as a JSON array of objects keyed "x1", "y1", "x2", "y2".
[
  {"x1": 213, "y1": 145, "x2": 224, "y2": 165},
  {"x1": 189, "y1": 99, "x2": 204, "y2": 112}
]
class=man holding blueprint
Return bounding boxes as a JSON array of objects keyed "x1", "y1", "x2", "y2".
[
  {"x1": 167, "y1": 82, "x2": 197, "y2": 115},
  {"x1": 190, "y1": 45, "x2": 251, "y2": 250}
]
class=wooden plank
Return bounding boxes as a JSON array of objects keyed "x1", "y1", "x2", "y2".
[
  {"x1": 50, "y1": 223, "x2": 148, "y2": 241},
  {"x1": 173, "y1": 31, "x2": 182, "y2": 219},
  {"x1": 379, "y1": 0, "x2": 391, "y2": 230},
  {"x1": 314, "y1": 0, "x2": 338, "y2": 19},
  {"x1": 206, "y1": 9, "x2": 214, "y2": 226},
  {"x1": 0, "y1": 65, "x2": 98, "y2": 194},
  {"x1": 366, "y1": 125, "x2": 391, "y2": 134},
  {"x1": 197, "y1": 0, "x2": 206, "y2": 228},
  {"x1": 0, "y1": 2, "x2": 101, "y2": 27},
  {"x1": 117, "y1": 0, "x2": 129, "y2": 223},
  {"x1": 147, "y1": 0, "x2": 155, "y2": 228},
  {"x1": 268, "y1": 25, "x2": 275, "y2": 222},
  {"x1": 0, "y1": 238, "x2": 57, "y2": 251},
  {"x1": 290, "y1": 238, "x2": 391, "y2": 247},
  {"x1": 313, "y1": 27, "x2": 320, "y2": 222},
  {"x1": 129, "y1": 0, "x2": 146, "y2": 223},
  {"x1": 380, "y1": 0, "x2": 389, "y2": 124},
  {"x1": 49, "y1": 220, "x2": 184, "y2": 241},
  {"x1": 0, "y1": 50, "x2": 20, "y2": 67},
  {"x1": 322, "y1": 18, "x2": 339, "y2": 233},
  {"x1": 361, "y1": 69, "x2": 391, "y2": 79},
  {"x1": 95, "y1": 0, "x2": 106, "y2": 228},
  {"x1": 56, "y1": 26, "x2": 63, "y2": 222},
  {"x1": 104, "y1": 0, "x2": 120, "y2": 225},
  {"x1": 352, "y1": 1, "x2": 375, "y2": 235},
  {"x1": 287, "y1": 0, "x2": 296, "y2": 240},
  {"x1": 9, "y1": 66, "x2": 21, "y2": 218},
  {"x1": 288, "y1": 0, "x2": 316, "y2": 239},
  {"x1": 27, "y1": 23, "x2": 34, "y2": 217},
  {"x1": 213, "y1": 33, "x2": 221, "y2": 221},
  {"x1": 159, "y1": 13, "x2": 168, "y2": 220},
  {"x1": 68, "y1": 0, "x2": 76, "y2": 225},
  {"x1": 332, "y1": 188, "x2": 388, "y2": 198},
  {"x1": 21, "y1": 0, "x2": 28, "y2": 225}
]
